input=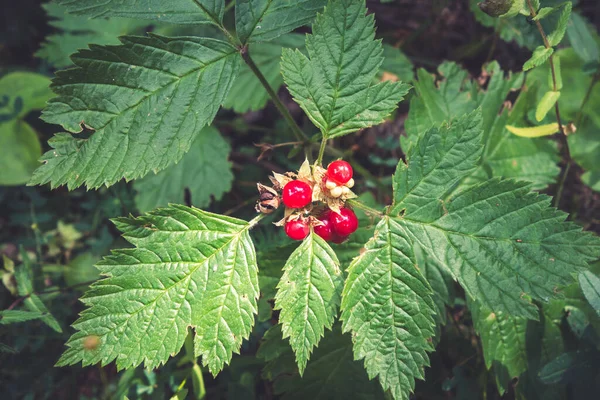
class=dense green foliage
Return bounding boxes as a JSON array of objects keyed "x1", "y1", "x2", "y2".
[{"x1": 2, "y1": 0, "x2": 600, "y2": 399}]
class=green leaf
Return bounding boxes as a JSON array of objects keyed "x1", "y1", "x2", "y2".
[
  {"x1": 547, "y1": 2, "x2": 572, "y2": 47},
  {"x1": 523, "y1": 46, "x2": 553, "y2": 71},
  {"x1": 404, "y1": 62, "x2": 559, "y2": 190},
  {"x1": 393, "y1": 111, "x2": 600, "y2": 319},
  {"x1": 469, "y1": 300, "x2": 528, "y2": 393},
  {"x1": 31, "y1": 35, "x2": 239, "y2": 190},
  {"x1": 133, "y1": 126, "x2": 233, "y2": 212},
  {"x1": 0, "y1": 72, "x2": 53, "y2": 121},
  {"x1": 235, "y1": 0, "x2": 326, "y2": 44},
  {"x1": 14, "y1": 251, "x2": 62, "y2": 332},
  {"x1": 0, "y1": 310, "x2": 45, "y2": 325},
  {"x1": 539, "y1": 351, "x2": 600, "y2": 384},
  {"x1": 567, "y1": 13, "x2": 600, "y2": 63},
  {"x1": 579, "y1": 271, "x2": 600, "y2": 317},
  {"x1": 533, "y1": 7, "x2": 555, "y2": 21},
  {"x1": 36, "y1": 2, "x2": 150, "y2": 68},
  {"x1": 264, "y1": 325, "x2": 386, "y2": 400},
  {"x1": 64, "y1": 252, "x2": 101, "y2": 291},
  {"x1": 274, "y1": 232, "x2": 344, "y2": 374},
  {"x1": 224, "y1": 34, "x2": 305, "y2": 113},
  {"x1": 535, "y1": 91, "x2": 560, "y2": 122},
  {"x1": 506, "y1": 123, "x2": 559, "y2": 137},
  {"x1": 0, "y1": 121, "x2": 42, "y2": 186},
  {"x1": 341, "y1": 217, "x2": 436, "y2": 400},
  {"x1": 56, "y1": 205, "x2": 259, "y2": 373},
  {"x1": 281, "y1": 0, "x2": 410, "y2": 139},
  {"x1": 54, "y1": 0, "x2": 225, "y2": 25},
  {"x1": 381, "y1": 45, "x2": 414, "y2": 83}
]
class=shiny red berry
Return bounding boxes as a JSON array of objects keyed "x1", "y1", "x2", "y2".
[
  {"x1": 330, "y1": 208, "x2": 358, "y2": 236},
  {"x1": 327, "y1": 160, "x2": 353, "y2": 185},
  {"x1": 282, "y1": 180, "x2": 313, "y2": 209},
  {"x1": 314, "y1": 213, "x2": 334, "y2": 242},
  {"x1": 285, "y1": 219, "x2": 310, "y2": 241}
]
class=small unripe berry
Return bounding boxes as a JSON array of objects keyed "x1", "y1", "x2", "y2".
[
  {"x1": 330, "y1": 186, "x2": 343, "y2": 198},
  {"x1": 346, "y1": 178, "x2": 355, "y2": 188},
  {"x1": 325, "y1": 179, "x2": 337, "y2": 190}
]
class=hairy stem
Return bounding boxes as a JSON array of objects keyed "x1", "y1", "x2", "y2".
[{"x1": 240, "y1": 47, "x2": 310, "y2": 146}]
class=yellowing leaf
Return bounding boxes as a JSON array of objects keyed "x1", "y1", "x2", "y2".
[{"x1": 506, "y1": 123, "x2": 559, "y2": 137}]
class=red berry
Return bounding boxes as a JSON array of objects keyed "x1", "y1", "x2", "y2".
[
  {"x1": 314, "y1": 213, "x2": 334, "y2": 242},
  {"x1": 282, "y1": 180, "x2": 313, "y2": 209},
  {"x1": 330, "y1": 208, "x2": 358, "y2": 236},
  {"x1": 331, "y1": 233, "x2": 349, "y2": 244},
  {"x1": 327, "y1": 160, "x2": 353, "y2": 185},
  {"x1": 285, "y1": 219, "x2": 310, "y2": 241}
]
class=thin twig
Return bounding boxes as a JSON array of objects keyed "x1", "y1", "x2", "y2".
[{"x1": 346, "y1": 199, "x2": 383, "y2": 217}]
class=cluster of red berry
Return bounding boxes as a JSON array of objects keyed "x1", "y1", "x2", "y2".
[{"x1": 276, "y1": 160, "x2": 359, "y2": 243}]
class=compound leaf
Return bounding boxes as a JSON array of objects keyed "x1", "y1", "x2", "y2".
[
  {"x1": 281, "y1": 0, "x2": 409, "y2": 139},
  {"x1": 31, "y1": 35, "x2": 239, "y2": 190},
  {"x1": 56, "y1": 205, "x2": 259, "y2": 374},
  {"x1": 54, "y1": 0, "x2": 225, "y2": 25},
  {"x1": 133, "y1": 126, "x2": 233, "y2": 212},
  {"x1": 274, "y1": 232, "x2": 344, "y2": 374},
  {"x1": 393, "y1": 111, "x2": 600, "y2": 319},
  {"x1": 341, "y1": 216, "x2": 436, "y2": 400},
  {"x1": 236, "y1": 0, "x2": 326, "y2": 44}
]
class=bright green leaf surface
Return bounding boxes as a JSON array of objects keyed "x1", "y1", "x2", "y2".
[
  {"x1": 56, "y1": 205, "x2": 259, "y2": 373},
  {"x1": 535, "y1": 90, "x2": 560, "y2": 122},
  {"x1": 54, "y1": 0, "x2": 225, "y2": 25},
  {"x1": 281, "y1": 0, "x2": 410, "y2": 139},
  {"x1": 0, "y1": 310, "x2": 45, "y2": 325},
  {"x1": 523, "y1": 46, "x2": 553, "y2": 71},
  {"x1": 341, "y1": 217, "x2": 436, "y2": 400},
  {"x1": 274, "y1": 232, "x2": 344, "y2": 374},
  {"x1": 31, "y1": 35, "x2": 239, "y2": 190},
  {"x1": 134, "y1": 126, "x2": 233, "y2": 212},
  {"x1": 547, "y1": 2, "x2": 572, "y2": 47},
  {"x1": 0, "y1": 121, "x2": 42, "y2": 186},
  {"x1": 394, "y1": 111, "x2": 600, "y2": 319},
  {"x1": 235, "y1": 0, "x2": 326, "y2": 44}
]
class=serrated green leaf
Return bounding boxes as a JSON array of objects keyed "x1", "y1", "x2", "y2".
[
  {"x1": 56, "y1": 205, "x2": 259, "y2": 374},
  {"x1": 0, "y1": 310, "x2": 45, "y2": 325},
  {"x1": 547, "y1": 2, "x2": 572, "y2": 47},
  {"x1": 54, "y1": 0, "x2": 225, "y2": 25},
  {"x1": 533, "y1": 7, "x2": 555, "y2": 21},
  {"x1": 274, "y1": 232, "x2": 344, "y2": 374},
  {"x1": 36, "y1": 2, "x2": 150, "y2": 68},
  {"x1": 341, "y1": 216, "x2": 436, "y2": 400},
  {"x1": 393, "y1": 111, "x2": 600, "y2": 319},
  {"x1": 133, "y1": 126, "x2": 233, "y2": 212},
  {"x1": 281, "y1": 0, "x2": 410, "y2": 139},
  {"x1": 266, "y1": 325, "x2": 386, "y2": 400},
  {"x1": 567, "y1": 13, "x2": 600, "y2": 63},
  {"x1": 403, "y1": 62, "x2": 559, "y2": 190},
  {"x1": 381, "y1": 45, "x2": 414, "y2": 83},
  {"x1": 224, "y1": 34, "x2": 305, "y2": 113},
  {"x1": 235, "y1": 0, "x2": 326, "y2": 44},
  {"x1": 579, "y1": 271, "x2": 600, "y2": 317},
  {"x1": 523, "y1": 46, "x2": 553, "y2": 71},
  {"x1": 30, "y1": 35, "x2": 239, "y2": 190},
  {"x1": 535, "y1": 90, "x2": 561, "y2": 122},
  {"x1": 0, "y1": 121, "x2": 42, "y2": 186},
  {"x1": 469, "y1": 299, "x2": 528, "y2": 393}
]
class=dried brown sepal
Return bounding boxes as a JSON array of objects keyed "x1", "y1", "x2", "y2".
[{"x1": 255, "y1": 183, "x2": 280, "y2": 214}]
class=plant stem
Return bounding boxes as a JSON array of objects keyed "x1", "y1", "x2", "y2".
[
  {"x1": 316, "y1": 138, "x2": 328, "y2": 165},
  {"x1": 240, "y1": 47, "x2": 310, "y2": 145},
  {"x1": 247, "y1": 213, "x2": 267, "y2": 228},
  {"x1": 526, "y1": 0, "x2": 573, "y2": 204},
  {"x1": 346, "y1": 199, "x2": 383, "y2": 217},
  {"x1": 575, "y1": 72, "x2": 600, "y2": 127}
]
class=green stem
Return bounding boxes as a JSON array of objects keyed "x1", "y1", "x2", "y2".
[
  {"x1": 553, "y1": 161, "x2": 571, "y2": 208},
  {"x1": 346, "y1": 199, "x2": 383, "y2": 217},
  {"x1": 316, "y1": 138, "x2": 328, "y2": 166},
  {"x1": 248, "y1": 213, "x2": 267, "y2": 228},
  {"x1": 240, "y1": 47, "x2": 310, "y2": 145}
]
